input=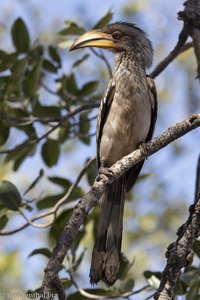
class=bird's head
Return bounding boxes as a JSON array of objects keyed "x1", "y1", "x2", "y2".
[{"x1": 70, "y1": 22, "x2": 153, "y2": 68}]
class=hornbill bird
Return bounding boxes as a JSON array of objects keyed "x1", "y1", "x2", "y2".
[{"x1": 70, "y1": 22, "x2": 157, "y2": 286}]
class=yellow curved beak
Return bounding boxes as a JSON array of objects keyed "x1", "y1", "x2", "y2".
[{"x1": 69, "y1": 30, "x2": 116, "y2": 51}]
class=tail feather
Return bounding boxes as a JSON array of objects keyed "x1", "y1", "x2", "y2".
[{"x1": 90, "y1": 176, "x2": 125, "y2": 286}]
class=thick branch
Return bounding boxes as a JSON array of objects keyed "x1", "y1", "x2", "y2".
[
  {"x1": 154, "y1": 154, "x2": 200, "y2": 300},
  {"x1": 40, "y1": 114, "x2": 200, "y2": 300},
  {"x1": 178, "y1": 0, "x2": 200, "y2": 79}
]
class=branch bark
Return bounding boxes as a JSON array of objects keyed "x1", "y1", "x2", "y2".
[
  {"x1": 154, "y1": 155, "x2": 200, "y2": 300},
  {"x1": 40, "y1": 114, "x2": 200, "y2": 300},
  {"x1": 178, "y1": 0, "x2": 200, "y2": 79}
]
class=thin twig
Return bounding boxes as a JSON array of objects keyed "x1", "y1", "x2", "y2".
[
  {"x1": 41, "y1": 82, "x2": 58, "y2": 95},
  {"x1": 19, "y1": 208, "x2": 56, "y2": 229},
  {"x1": 150, "y1": 42, "x2": 192, "y2": 78},
  {"x1": 68, "y1": 268, "x2": 150, "y2": 299},
  {"x1": 0, "y1": 103, "x2": 99, "y2": 155}
]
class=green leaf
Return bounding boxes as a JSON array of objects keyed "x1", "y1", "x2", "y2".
[
  {"x1": 29, "y1": 44, "x2": 44, "y2": 61},
  {"x1": 71, "y1": 231, "x2": 86, "y2": 259},
  {"x1": 28, "y1": 248, "x2": 51, "y2": 258},
  {"x1": 11, "y1": 57, "x2": 27, "y2": 78},
  {"x1": 24, "y1": 60, "x2": 42, "y2": 97},
  {"x1": 72, "y1": 54, "x2": 89, "y2": 69},
  {"x1": 0, "y1": 181, "x2": 22, "y2": 211},
  {"x1": 60, "y1": 279, "x2": 73, "y2": 289},
  {"x1": 5, "y1": 141, "x2": 30, "y2": 163},
  {"x1": 123, "y1": 278, "x2": 135, "y2": 292},
  {"x1": 193, "y1": 240, "x2": 200, "y2": 258},
  {"x1": 58, "y1": 125, "x2": 70, "y2": 143},
  {"x1": 43, "y1": 59, "x2": 58, "y2": 73},
  {"x1": 0, "y1": 50, "x2": 9, "y2": 72},
  {"x1": 4, "y1": 57, "x2": 27, "y2": 100},
  {"x1": 174, "y1": 278, "x2": 188, "y2": 296},
  {"x1": 0, "y1": 214, "x2": 8, "y2": 230},
  {"x1": 79, "y1": 112, "x2": 91, "y2": 145},
  {"x1": 73, "y1": 248, "x2": 85, "y2": 272},
  {"x1": 41, "y1": 139, "x2": 60, "y2": 167},
  {"x1": 66, "y1": 73, "x2": 78, "y2": 94},
  {"x1": 143, "y1": 271, "x2": 161, "y2": 289},
  {"x1": 9, "y1": 108, "x2": 36, "y2": 136},
  {"x1": 13, "y1": 145, "x2": 36, "y2": 171},
  {"x1": 0, "y1": 76, "x2": 9, "y2": 99},
  {"x1": 137, "y1": 173, "x2": 153, "y2": 182},
  {"x1": 93, "y1": 11, "x2": 113, "y2": 29},
  {"x1": 49, "y1": 209, "x2": 73, "y2": 243},
  {"x1": 48, "y1": 46, "x2": 61, "y2": 66},
  {"x1": 33, "y1": 101, "x2": 61, "y2": 118},
  {"x1": 0, "y1": 122, "x2": 10, "y2": 146},
  {"x1": 37, "y1": 193, "x2": 64, "y2": 210},
  {"x1": 118, "y1": 254, "x2": 133, "y2": 280},
  {"x1": 48, "y1": 177, "x2": 72, "y2": 189},
  {"x1": 181, "y1": 268, "x2": 198, "y2": 285},
  {"x1": 48, "y1": 176, "x2": 84, "y2": 200},
  {"x1": 78, "y1": 81, "x2": 99, "y2": 97},
  {"x1": 86, "y1": 158, "x2": 97, "y2": 186},
  {"x1": 11, "y1": 18, "x2": 30, "y2": 53},
  {"x1": 37, "y1": 186, "x2": 83, "y2": 210},
  {"x1": 70, "y1": 186, "x2": 84, "y2": 200},
  {"x1": 186, "y1": 282, "x2": 199, "y2": 300},
  {"x1": 57, "y1": 74, "x2": 78, "y2": 102},
  {"x1": 59, "y1": 22, "x2": 85, "y2": 36},
  {"x1": 5, "y1": 140, "x2": 36, "y2": 171}
]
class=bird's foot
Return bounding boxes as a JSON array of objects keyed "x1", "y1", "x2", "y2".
[
  {"x1": 96, "y1": 162, "x2": 114, "y2": 181},
  {"x1": 99, "y1": 166, "x2": 114, "y2": 177},
  {"x1": 138, "y1": 142, "x2": 148, "y2": 159}
]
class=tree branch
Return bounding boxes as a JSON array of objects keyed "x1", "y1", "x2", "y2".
[
  {"x1": 178, "y1": 0, "x2": 200, "y2": 79},
  {"x1": 154, "y1": 154, "x2": 200, "y2": 300},
  {"x1": 150, "y1": 42, "x2": 192, "y2": 79},
  {"x1": 0, "y1": 103, "x2": 99, "y2": 155},
  {"x1": 39, "y1": 114, "x2": 200, "y2": 300}
]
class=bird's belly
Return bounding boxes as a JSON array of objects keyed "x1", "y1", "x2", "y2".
[{"x1": 99, "y1": 93, "x2": 151, "y2": 167}]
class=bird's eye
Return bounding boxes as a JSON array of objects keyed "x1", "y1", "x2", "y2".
[{"x1": 112, "y1": 31, "x2": 122, "y2": 40}]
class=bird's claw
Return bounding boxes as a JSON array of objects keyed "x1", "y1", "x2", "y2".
[
  {"x1": 99, "y1": 162, "x2": 113, "y2": 179},
  {"x1": 138, "y1": 142, "x2": 148, "y2": 159},
  {"x1": 96, "y1": 165, "x2": 114, "y2": 181}
]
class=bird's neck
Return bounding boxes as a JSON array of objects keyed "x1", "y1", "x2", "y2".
[{"x1": 114, "y1": 52, "x2": 146, "y2": 76}]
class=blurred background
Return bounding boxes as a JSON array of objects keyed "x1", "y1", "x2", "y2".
[{"x1": 0, "y1": 0, "x2": 199, "y2": 299}]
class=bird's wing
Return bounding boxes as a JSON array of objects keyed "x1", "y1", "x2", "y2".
[
  {"x1": 96, "y1": 79, "x2": 115, "y2": 168},
  {"x1": 125, "y1": 75, "x2": 157, "y2": 192},
  {"x1": 145, "y1": 75, "x2": 157, "y2": 142}
]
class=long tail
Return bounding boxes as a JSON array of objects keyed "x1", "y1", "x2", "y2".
[{"x1": 90, "y1": 176, "x2": 125, "y2": 286}]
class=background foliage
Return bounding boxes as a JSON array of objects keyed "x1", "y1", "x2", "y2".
[{"x1": 0, "y1": 0, "x2": 199, "y2": 299}]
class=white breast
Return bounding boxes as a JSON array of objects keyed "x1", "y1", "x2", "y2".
[{"x1": 99, "y1": 64, "x2": 151, "y2": 167}]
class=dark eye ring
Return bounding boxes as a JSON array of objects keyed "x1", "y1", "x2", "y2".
[{"x1": 112, "y1": 31, "x2": 122, "y2": 40}]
